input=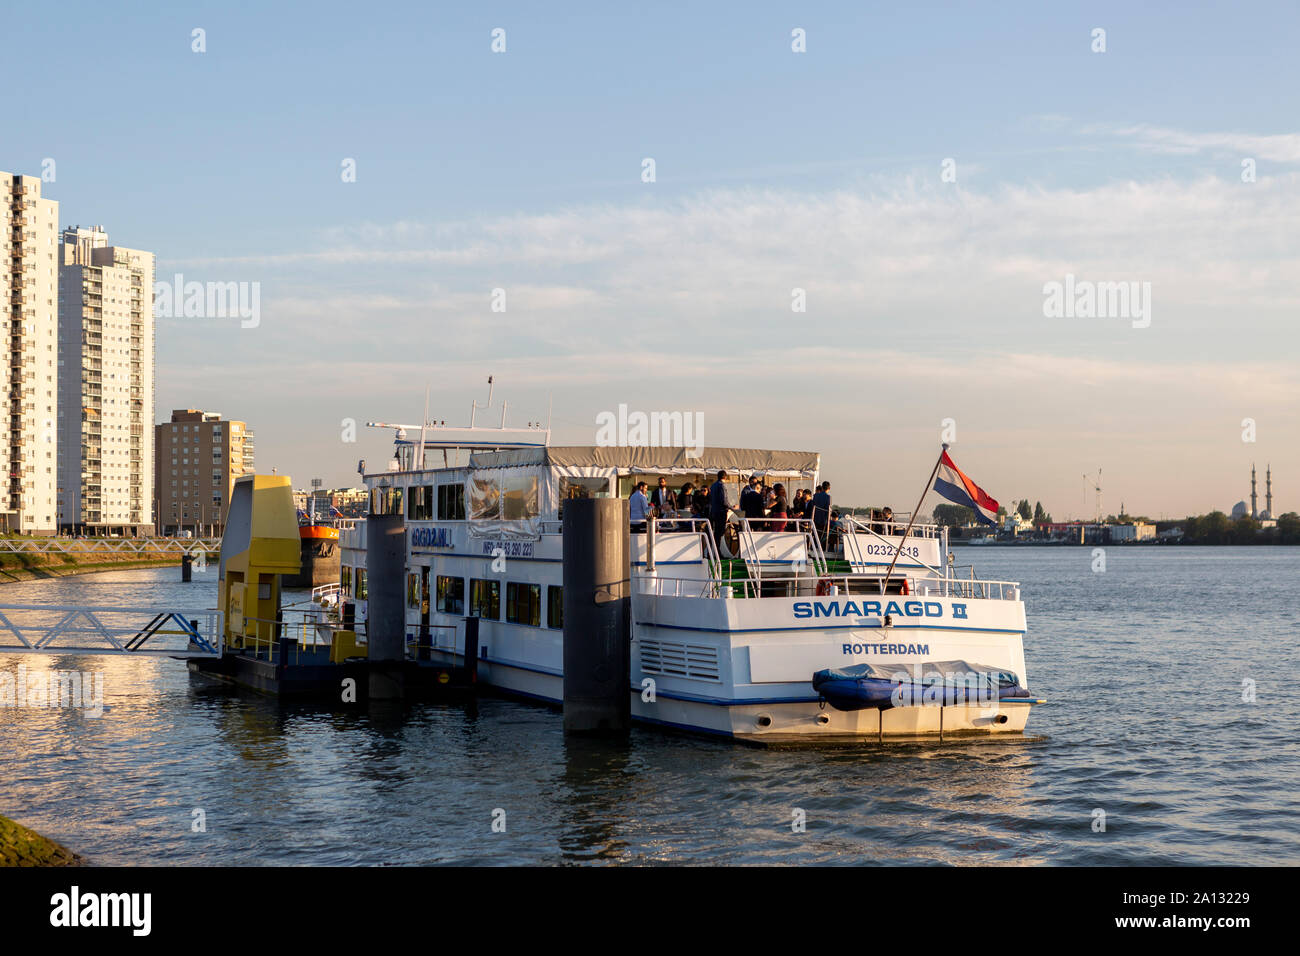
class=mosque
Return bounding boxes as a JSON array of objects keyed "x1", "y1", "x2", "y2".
[{"x1": 1230, "y1": 464, "x2": 1275, "y2": 523}]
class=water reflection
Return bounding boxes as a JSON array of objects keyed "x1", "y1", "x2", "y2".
[{"x1": 557, "y1": 735, "x2": 634, "y2": 863}]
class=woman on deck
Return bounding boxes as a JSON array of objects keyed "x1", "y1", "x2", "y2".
[{"x1": 766, "y1": 484, "x2": 789, "y2": 532}]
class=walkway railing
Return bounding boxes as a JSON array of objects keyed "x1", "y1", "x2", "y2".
[
  {"x1": 0, "y1": 537, "x2": 221, "y2": 556},
  {"x1": 0, "y1": 604, "x2": 222, "y2": 657}
]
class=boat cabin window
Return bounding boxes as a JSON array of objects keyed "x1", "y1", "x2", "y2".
[
  {"x1": 356, "y1": 568, "x2": 368, "y2": 600},
  {"x1": 437, "y1": 483, "x2": 466, "y2": 520},
  {"x1": 371, "y1": 487, "x2": 403, "y2": 516},
  {"x1": 506, "y1": 582, "x2": 541, "y2": 626},
  {"x1": 407, "y1": 486, "x2": 434, "y2": 520},
  {"x1": 470, "y1": 477, "x2": 501, "y2": 519},
  {"x1": 558, "y1": 476, "x2": 609, "y2": 518},
  {"x1": 470, "y1": 579, "x2": 500, "y2": 619},
  {"x1": 436, "y1": 575, "x2": 464, "y2": 614},
  {"x1": 502, "y1": 474, "x2": 539, "y2": 520},
  {"x1": 547, "y1": 585, "x2": 563, "y2": 629},
  {"x1": 407, "y1": 573, "x2": 421, "y2": 608},
  {"x1": 341, "y1": 565, "x2": 352, "y2": 596}
]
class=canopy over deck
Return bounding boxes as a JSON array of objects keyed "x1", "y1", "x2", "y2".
[{"x1": 468, "y1": 445, "x2": 820, "y2": 478}]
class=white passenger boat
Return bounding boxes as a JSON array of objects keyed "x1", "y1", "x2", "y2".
[{"x1": 338, "y1": 415, "x2": 1043, "y2": 742}]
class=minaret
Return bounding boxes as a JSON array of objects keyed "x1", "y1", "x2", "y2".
[
  {"x1": 1251, "y1": 464, "x2": 1258, "y2": 519},
  {"x1": 1266, "y1": 464, "x2": 1273, "y2": 517}
]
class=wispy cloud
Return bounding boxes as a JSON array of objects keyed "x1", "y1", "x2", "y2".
[{"x1": 1072, "y1": 121, "x2": 1300, "y2": 163}]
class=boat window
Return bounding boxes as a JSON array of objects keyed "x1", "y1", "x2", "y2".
[
  {"x1": 558, "y1": 477, "x2": 609, "y2": 518},
  {"x1": 502, "y1": 474, "x2": 539, "y2": 520},
  {"x1": 436, "y1": 575, "x2": 464, "y2": 614},
  {"x1": 407, "y1": 486, "x2": 433, "y2": 520},
  {"x1": 470, "y1": 477, "x2": 500, "y2": 520},
  {"x1": 506, "y1": 582, "x2": 541, "y2": 626},
  {"x1": 371, "y1": 487, "x2": 403, "y2": 516},
  {"x1": 547, "y1": 585, "x2": 563, "y2": 629},
  {"x1": 407, "y1": 573, "x2": 421, "y2": 608},
  {"x1": 469, "y1": 579, "x2": 500, "y2": 619},
  {"x1": 341, "y1": 565, "x2": 352, "y2": 596},
  {"x1": 437, "y1": 483, "x2": 466, "y2": 520},
  {"x1": 356, "y1": 568, "x2": 368, "y2": 600}
]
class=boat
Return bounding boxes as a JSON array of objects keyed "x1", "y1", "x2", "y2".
[
  {"x1": 283, "y1": 499, "x2": 354, "y2": 590},
  {"x1": 335, "y1": 394, "x2": 1044, "y2": 742}
]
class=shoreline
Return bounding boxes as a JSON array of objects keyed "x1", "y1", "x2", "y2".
[
  {"x1": 0, "y1": 556, "x2": 183, "y2": 585},
  {"x1": 0, "y1": 813, "x2": 84, "y2": 867}
]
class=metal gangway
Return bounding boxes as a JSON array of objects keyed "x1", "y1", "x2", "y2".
[
  {"x1": 0, "y1": 604, "x2": 223, "y2": 658},
  {"x1": 0, "y1": 537, "x2": 221, "y2": 557}
]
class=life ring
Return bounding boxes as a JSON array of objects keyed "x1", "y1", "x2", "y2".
[
  {"x1": 816, "y1": 578, "x2": 834, "y2": 596},
  {"x1": 900, "y1": 579, "x2": 910, "y2": 596}
]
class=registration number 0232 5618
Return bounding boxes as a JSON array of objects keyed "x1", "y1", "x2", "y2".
[{"x1": 862, "y1": 543, "x2": 919, "y2": 558}]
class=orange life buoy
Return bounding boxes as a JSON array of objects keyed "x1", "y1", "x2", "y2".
[
  {"x1": 816, "y1": 578, "x2": 834, "y2": 596},
  {"x1": 900, "y1": 579, "x2": 910, "y2": 595}
]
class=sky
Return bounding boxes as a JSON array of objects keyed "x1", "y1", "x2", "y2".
[{"x1": 4, "y1": 1, "x2": 1298, "y2": 520}]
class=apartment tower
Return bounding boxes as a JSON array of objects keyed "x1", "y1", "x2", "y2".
[
  {"x1": 0, "y1": 172, "x2": 59, "y2": 534},
  {"x1": 57, "y1": 225, "x2": 155, "y2": 535},
  {"x1": 154, "y1": 409, "x2": 254, "y2": 536}
]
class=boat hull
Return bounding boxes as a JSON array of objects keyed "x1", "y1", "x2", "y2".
[
  {"x1": 284, "y1": 525, "x2": 341, "y2": 589},
  {"x1": 426, "y1": 648, "x2": 1037, "y2": 743}
]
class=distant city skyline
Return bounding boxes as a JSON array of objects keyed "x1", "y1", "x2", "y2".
[{"x1": 5, "y1": 2, "x2": 1296, "y2": 521}]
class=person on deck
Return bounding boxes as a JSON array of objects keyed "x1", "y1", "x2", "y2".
[
  {"x1": 629, "y1": 481, "x2": 650, "y2": 534},
  {"x1": 811, "y1": 481, "x2": 832, "y2": 547},
  {"x1": 740, "y1": 475, "x2": 766, "y2": 523},
  {"x1": 650, "y1": 477, "x2": 677, "y2": 526},
  {"x1": 708, "y1": 470, "x2": 730, "y2": 551},
  {"x1": 767, "y1": 484, "x2": 789, "y2": 532}
]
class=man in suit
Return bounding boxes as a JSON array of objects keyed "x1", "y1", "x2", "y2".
[
  {"x1": 709, "y1": 470, "x2": 730, "y2": 551},
  {"x1": 650, "y1": 476, "x2": 677, "y2": 514},
  {"x1": 740, "y1": 475, "x2": 766, "y2": 522}
]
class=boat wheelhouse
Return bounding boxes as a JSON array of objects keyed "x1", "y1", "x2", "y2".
[{"x1": 339, "y1": 435, "x2": 1042, "y2": 742}]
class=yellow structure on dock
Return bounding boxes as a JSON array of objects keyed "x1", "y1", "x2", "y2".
[{"x1": 217, "y1": 475, "x2": 301, "y2": 651}]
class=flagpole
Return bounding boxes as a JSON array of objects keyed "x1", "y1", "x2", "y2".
[{"x1": 881, "y1": 443, "x2": 948, "y2": 591}]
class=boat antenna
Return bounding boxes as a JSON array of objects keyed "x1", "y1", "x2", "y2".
[
  {"x1": 471, "y1": 375, "x2": 494, "y2": 428},
  {"x1": 417, "y1": 384, "x2": 430, "y2": 471}
]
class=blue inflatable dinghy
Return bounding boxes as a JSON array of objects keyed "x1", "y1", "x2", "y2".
[{"x1": 812, "y1": 660, "x2": 1034, "y2": 712}]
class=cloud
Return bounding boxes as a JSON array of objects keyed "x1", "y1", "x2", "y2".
[
  {"x1": 155, "y1": 169, "x2": 1300, "y2": 515},
  {"x1": 1077, "y1": 121, "x2": 1300, "y2": 164}
]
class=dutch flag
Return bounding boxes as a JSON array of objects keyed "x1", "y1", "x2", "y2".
[{"x1": 934, "y1": 449, "x2": 1000, "y2": 526}]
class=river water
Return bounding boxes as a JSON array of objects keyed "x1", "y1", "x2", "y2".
[{"x1": 1, "y1": 547, "x2": 1297, "y2": 865}]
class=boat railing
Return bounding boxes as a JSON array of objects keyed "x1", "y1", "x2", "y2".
[
  {"x1": 841, "y1": 514, "x2": 952, "y2": 577},
  {"x1": 234, "y1": 611, "x2": 366, "y2": 663},
  {"x1": 405, "y1": 622, "x2": 458, "y2": 660},
  {"x1": 842, "y1": 515, "x2": 943, "y2": 539},
  {"x1": 733, "y1": 516, "x2": 828, "y2": 576},
  {"x1": 648, "y1": 517, "x2": 724, "y2": 580},
  {"x1": 311, "y1": 583, "x2": 341, "y2": 605},
  {"x1": 638, "y1": 571, "x2": 1021, "y2": 602}
]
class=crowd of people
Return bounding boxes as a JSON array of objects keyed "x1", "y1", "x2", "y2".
[{"x1": 628, "y1": 473, "x2": 873, "y2": 551}]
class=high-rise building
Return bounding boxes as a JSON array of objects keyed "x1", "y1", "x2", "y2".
[
  {"x1": 154, "y1": 409, "x2": 254, "y2": 535},
  {"x1": 57, "y1": 225, "x2": 155, "y2": 535},
  {"x1": 0, "y1": 172, "x2": 59, "y2": 534}
]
